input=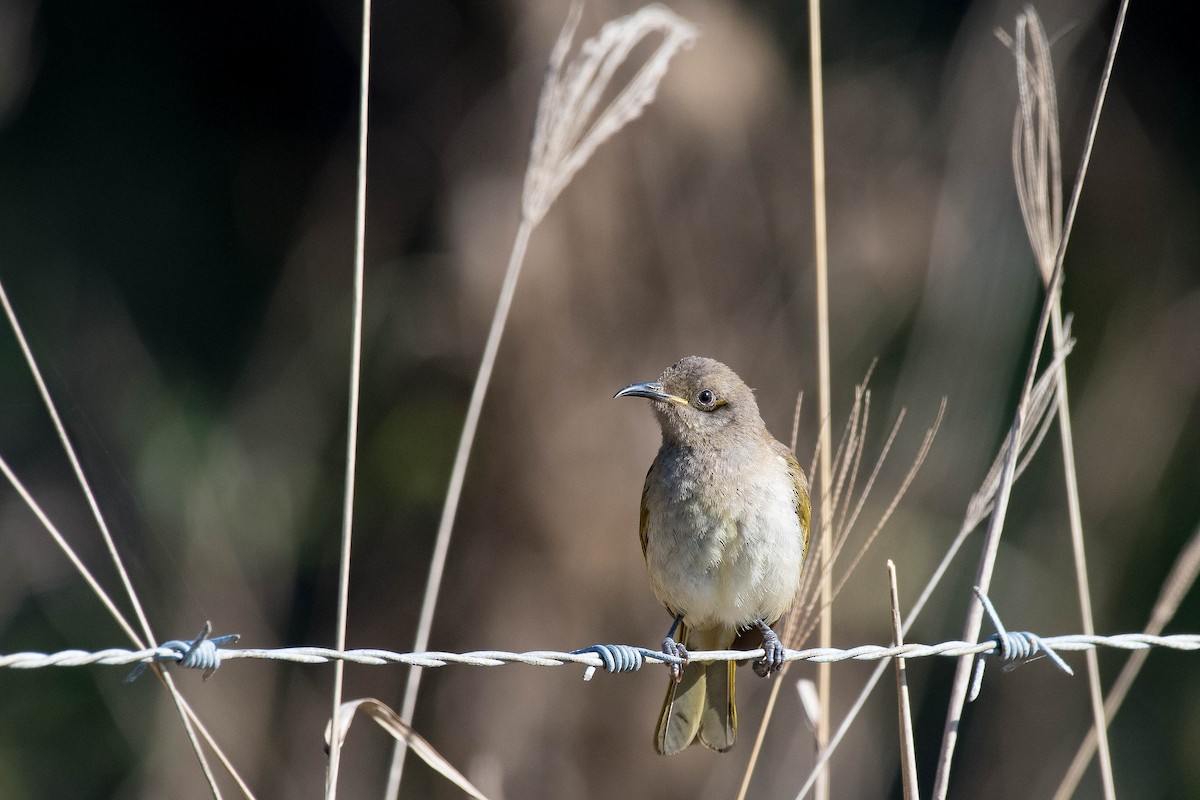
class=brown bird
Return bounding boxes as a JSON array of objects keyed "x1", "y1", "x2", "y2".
[{"x1": 616, "y1": 356, "x2": 810, "y2": 754}]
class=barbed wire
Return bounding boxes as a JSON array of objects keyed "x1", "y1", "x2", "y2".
[{"x1": 4, "y1": 632, "x2": 1197, "y2": 684}]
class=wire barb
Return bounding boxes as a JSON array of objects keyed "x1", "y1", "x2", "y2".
[
  {"x1": 969, "y1": 588, "x2": 1073, "y2": 702},
  {"x1": 570, "y1": 644, "x2": 663, "y2": 680},
  {"x1": 123, "y1": 622, "x2": 241, "y2": 683}
]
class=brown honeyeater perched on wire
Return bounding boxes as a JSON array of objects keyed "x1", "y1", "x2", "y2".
[{"x1": 615, "y1": 356, "x2": 810, "y2": 755}]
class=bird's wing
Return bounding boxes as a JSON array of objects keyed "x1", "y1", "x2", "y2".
[
  {"x1": 639, "y1": 460, "x2": 655, "y2": 562},
  {"x1": 776, "y1": 441, "x2": 811, "y2": 564}
]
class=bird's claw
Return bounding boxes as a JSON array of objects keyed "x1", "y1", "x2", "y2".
[
  {"x1": 662, "y1": 637, "x2": 689, "y2": 682},
  {"x1": 753, "y1": 625, "x2": 786, "y2": 678}
]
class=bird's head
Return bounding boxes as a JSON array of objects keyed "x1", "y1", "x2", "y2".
[{"x1": 615, "y1": 356, "x2": 765, "y2": 448}]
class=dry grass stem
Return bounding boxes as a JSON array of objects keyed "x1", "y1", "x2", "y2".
[
  {"x1": 807, "y1": 0, "x2": 833, "y2": 790},
  {"x1": 888, "y1": 561, "x2": 920, "y2": 800},
  {"x1": 965, "y1": 327, "x2": 1073, "y2": 530},
  {"x1": 793, "y1": 341, "x2": 1069, "y2": 800},
  {"x1": 793, "y1": 399, "x2": 945, "y2": 661},
  {"x1": 738, "y1": 377, "x2": 870, "y2": 800},
  {"x1": 523, "y1": 3, "x2": 698, "y2": 225},
  {"x1": 830, "y1": 406, "x2": 901, "y2": 596},
  {"x1": 833, "y1": 391, "x2": 871, "y2": 541},
  {"x1": 791, "y1": 391, "x2": 805, "y2": 454},
  {"x1": 1000, "y1": 10, "x2": 1116, "y2": 794},
  {"x1": 738, "y1": 367, "x2": 943, "y2": 800},
  {"x1": 792, "y1": 385, "x2": 872, "y2": 645},
  {"x1": 933, "y1": 3, "x2": 1130, "y2": 791},
  {"x1": 931, "y1": 343, "x2": 1037, "y2": 795},
  {"x1": 326, "y1": 0, "x2": 373, "y2": 795},
  {"x1": 0, "y1": 454, "x2": 145, "y2": 648},
  {"x1": 831, "y1": 402, "x2": 944, "y2": 605},
  {"x1": 0, "y1": 471, "x2": 258, "y2": 792},
  {"x1": 387, "y1": 5, "x2": 696, "y2": 795},
  {"x1": 1054, "y1": 522, "x2": 1200, "y2": 799},
  {"x1": 328, "y1": 699, "x2": 490, "y2": 800},
  {"x1": 793, "y1": 367, "x2": 877, "y2": 639},
  {"x1": 795, "y1": 400, "x2": 889, "y2": 639},
  {"x1": 0, "y1": 453, "x2": 258, "y2": 799},
  {"x1": 0, "y1": 277, "x2": 245, "y2": 797}
]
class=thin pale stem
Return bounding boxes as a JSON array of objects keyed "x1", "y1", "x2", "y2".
[
  {"x1": 386, "y1": 217, "x2": 534, "y2": 797},
  {"x1": 929, "y1": 302, "x2": 1033, "y2": 799},
  {"x1": 932, "y1": 3, "x2": 1129, "y2": 793},
  {"x1": 0, "y1": 455, "x2": 143, "y2": 645},
  {"x1": 1010, "y1": 10, "x2": 1111, "y2": 788},
  {"x1": 824, "y1": 387, "x2": 863, "y2": 527},
  {"x1": 0, "y1": 282, "x2": 238, "y2": 797},
  {"x1": 743, "y1": 406, "x2": 852, "y2": 800},
  {"x1": 792, "y1": 375, "x2": 870, "y2": 635},
  {"x1": 326, "y1": 0, "x2": 372, "y2": 795},
  {"x1": 794, "y1": 354, "x2": 1064, "y2": 800},
  {"x1": 794, "y1": 505, "x2": 980, "y2": 800},
  {"x1": 794, "y1": 408, "x2": 896, "y2": 645},
  {"x1": 0, "y1": 453, "x2": 233, "y2": 798},
  {"x1": 791, "y1": 392, "x2": 805, "y2": 453},
  {"x1": 736, "y1": 670, "x2": 788, "y2": 800},
  {"x1": 794, "y1": 403, "x2": 941, "y2": 668},
  {"x1": 833, "y1": 404, "x2": 942, "y2": 604},
  {"x1": 807, "y1": 0, "x2": 832, "y2": 793},
  {"x1": 174, "y1": 691, "x2": 259, "y2": 799},
  {"x1": 738, "y1": 390, "x2": 869, "y2": 800},
  {"x1": 1050, "y1": 296, "x2": 1115, "y2": 798},
  {"x1": 833, "y1": 393, "x2": 870, "y2": 544},
  {"x1": 888, "y1": 561, "x2": 919, "y2": 800},
  {"x1": 1053, "y1": 1, "x2": 1128, "y2": 288},
  {"x1": 828, "y1": 408, "x2": 900, "y2": 592},
  {"x1": 0, "y1": 280, "x2": 158, "y2": 652}
]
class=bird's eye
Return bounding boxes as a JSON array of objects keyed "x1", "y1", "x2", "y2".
[{"x1": 696, "y1": 389, "x2": 716, "y2": 408}]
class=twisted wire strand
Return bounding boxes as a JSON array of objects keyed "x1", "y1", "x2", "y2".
[{"x1": 3, "y1": 633, "x2": 1197, "y2": 675}]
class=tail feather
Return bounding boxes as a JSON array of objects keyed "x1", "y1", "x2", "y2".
[
  {"x1": 655, "y1": 624, "x2": 736, "y2": 754},
  {"x1": 698, "y1": 657, "x2": 736, "y2": 751}
]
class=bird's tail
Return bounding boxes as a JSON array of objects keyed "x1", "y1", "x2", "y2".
[{"x1": 655, "y1": 623, "x2": 736, "y2": 755}]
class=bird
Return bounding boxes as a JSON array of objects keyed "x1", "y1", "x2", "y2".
[{"x1": 615, "y1": 356, "x2": 810, "y2": 755}]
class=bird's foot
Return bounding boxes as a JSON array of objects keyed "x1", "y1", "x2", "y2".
[
  {"x1": 662, "y1": 637, "x2": 689, "y2": 683},
  {"x1": 753, "y1": 621, "x2": 785, "y2": 678}
]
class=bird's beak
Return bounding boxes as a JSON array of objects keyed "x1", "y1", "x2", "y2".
[{"x1": 613, "y1": 381, "x2": 688, "y2": 405}]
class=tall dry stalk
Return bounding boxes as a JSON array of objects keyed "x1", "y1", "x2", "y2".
[
  {"x1": 0, "y1": 281, "x2": 251, "y2": 798},
  {"x1": 735, "y1": 369, "x2": 945, "y2": 800},
  {"x1": 888, "y1": 560, "x2": 919, "y2": 800},
  {"x1": 998, "y1": 9, "x2": 1108, "y2": 796},
  {"x1": 806, "y1": 0, "x2": 834, "y2": 792},
  {"x1": 325, "y1": 0, "x2": 374, "y2": 794},
  {"x1": 383, "y1": 5, "x2": 697, "y2": 796},
  {"x1": 931, "y1": 2, "x2": 1131, "y2": 795},
  {"x1": 792, "y1": 338, "x2": 1072, "y2": 799},
  {"x1": 1001, "y1": 8, "x2": 1115, "y2": 797}
]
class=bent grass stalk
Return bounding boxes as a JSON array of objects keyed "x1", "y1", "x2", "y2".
[
  {"x1": 1002, "y1": 10, "x2": 1114, "y2": 796},
  {"x1": 931, "y1": 3, "x2": 1131, "y2": 794},
  {"x1": 737, "y1": 373, "x2": 944, "y2": 800},
  {"x1": 383, "y1": 5, "x2": 697, "y2": 796},
  {"x1": 0, "y1": 279, "x2": 246, "y2": 798},
  {"x1": 791, "y1": 340, "x2": 1071, "y2": 800}
]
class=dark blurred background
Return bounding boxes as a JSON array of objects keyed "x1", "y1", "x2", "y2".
[{"x1": 1, "y1": 0, "x2": 1197, "y2": 798}]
